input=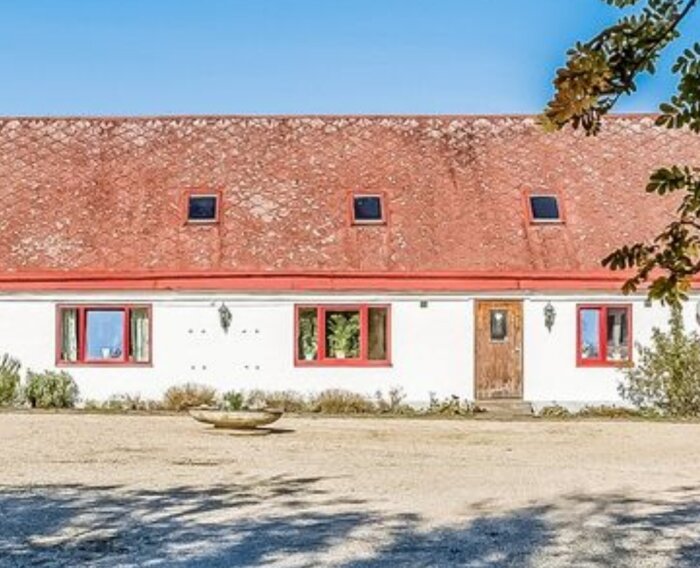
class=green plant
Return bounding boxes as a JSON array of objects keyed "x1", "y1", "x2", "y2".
[
  {"x1": 619, "y1": 307, "x2": 700, "y2": 417},
  {"x1": 0, "y1": 354, "x2": 21, "y2": 406},
  {"x1": 311, "y1": 389, "x2": 376, "y2": 414},
  {"x1": 537, "y1": 405, "x2": 572, "y2": 418},
  {"x1": 327, "y1": 313, "x2": 360, "y2": 358},
  {"x1": 24, "y1": 370, "x2": 79, "y2": 409},
  {"x1": 375, "y1": 386, "x2": 414, "y2": 415},
  {"x1": 245, "y1": 389, "x2": 309, "y2": 412},
  {"x1": 222, "y1": 390, "x2": 245, "y2": 411},
  {"x1": 101, "y1": 393, "x2": 160, "y2": 412},
  {"x1": 427, "y1": 393, "x2": 478, "y2": 416},
  {"x1": 163, "y1": 383, "x2": 217, "y2": 411}
]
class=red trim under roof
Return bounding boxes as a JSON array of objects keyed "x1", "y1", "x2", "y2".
[{"x1": 0, "y1": 269, "x2": 658, "y2": 292}]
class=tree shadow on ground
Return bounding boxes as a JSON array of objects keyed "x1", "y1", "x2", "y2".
[{"x1": 1, "y1": 479, "x2": 700, "y2": 567}]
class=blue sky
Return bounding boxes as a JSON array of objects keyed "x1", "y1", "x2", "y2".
[{"x1": 0, "y1": 0, "x2": 697, "y2": 116}]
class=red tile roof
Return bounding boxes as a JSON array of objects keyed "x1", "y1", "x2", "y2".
[{"x1": 0, "y1": 114, "x2": 694, "y2": 290}]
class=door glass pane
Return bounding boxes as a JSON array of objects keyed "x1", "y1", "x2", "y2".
[
  {"x1": 325, "y1": 310, "x2": 360, "y2": 359},
  {"x1": 580, "y1": 309, "x2": 600, "y2": 360},
  {"x1": 86, "y1": 310, "x2": 125, "y2": 360},
  {"x1": 490, "y1": 310, "x2": 508, "y2": 341},
  {"x1": 368, "y1": 307, "x2": 388, "y2": 360},
  {"x1": 297, "y1": 308, "x2": 318, "y2": 361},
  {"x1": 606, "y1": 308, "x2": 630, "y2": 361}
]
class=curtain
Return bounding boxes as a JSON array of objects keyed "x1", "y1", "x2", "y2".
[
  {"x1": 61, "y1": 309, "x2": 78, "y2": 362},
  {"x1": 130, "y1": 309, "x2": 150, "y2": 362}
]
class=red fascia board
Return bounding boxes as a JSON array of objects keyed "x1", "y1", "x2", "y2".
[{"x1": 0, "y1": 269, "x2": 677, "y2": 292}]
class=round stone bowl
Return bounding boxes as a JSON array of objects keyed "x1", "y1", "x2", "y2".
[{"x1": 189, "y1": 408, "x2": 283, "y2": 430}]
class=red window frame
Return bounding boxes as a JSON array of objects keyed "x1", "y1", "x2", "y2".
[
  {"x1": 294, "y1": 304, "x2": 391, "y2": 367},
  {"x1": 576, "y1": 304, "x2": 632, "y2": 367},
  {"x1": 184, "y1": 189, "x2": 222, "y2": 225},
  {"x1": 349, "y1": 192, "x2": 387, "y2": 225},
  {"x1": 56, "y1": 304, "x2": 153, "y2": 366}
]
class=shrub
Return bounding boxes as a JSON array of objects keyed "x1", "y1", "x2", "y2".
[
  {"x1": 375, "y1": 386, "x2": 415, "y2": 415},
  {"x1": 537, "y1": 404, "x2": 572, "y2": 418},
  {"x1": 222, "y1": 390, "x2": 245, "y2": 411},
  {"x1": 427, "y1": 393, "x2": 477, "y2": 416},
  {"x1": 24, "y1": 370, "x2": 79, "y2": 409},
  {"x1": 310, "y1": 389, "x2": 376, "y2": 414},
  {"x1": 576, "y1": 405, "x2": 647, "y2": 419},
  {"x1": 0, "y1": 354, "x2": 21, "y2": 406},
  {"x1": 163, "y1": 383, "x2": 217, "y2": 411},
  {"x1": 245, "y1": 389, "x2": 308, "y2": 412},
  {"x1": 619, "y1": 307, "x2": 700, "y2": 417},
  {"x1": 102, "y1": 393, "x2": 162, "y2": 412}
]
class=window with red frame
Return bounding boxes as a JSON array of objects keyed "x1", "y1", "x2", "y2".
[
  {"x1": 578, "y1": 305, "x2": 631, "y2": 365},
  {"x1": 296, "y1": 305, "x2": 390, "y2": 365},
  {"x1": 58, "y1": 306, "x2": 151, "y2": 365}
]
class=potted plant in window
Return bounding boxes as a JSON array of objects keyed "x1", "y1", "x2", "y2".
[{"x1": 328, "y1": 313, "x2": 360, "y2": 359}]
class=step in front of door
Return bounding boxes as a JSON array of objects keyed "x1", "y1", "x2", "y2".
[{"x1": 475, "y1": 400, "x2": 533, "y2": 416}]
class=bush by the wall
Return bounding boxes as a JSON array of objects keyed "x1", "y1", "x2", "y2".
[
  {"x1": 619, "y1": 307, "x2": 700, "y2": 417},
  {"x1": 24, "y1": 370, "x2": 79, "y2": 409},
  {"x1": 246, "y1": 389, "x2": 309, "y2": 412},
  {"x1": 163, "y1": 383, "x2": 217, "y2": 411},
  {"x1": 0, "y1": 354, "x2": 21, "y2": 406},
  {"x1": 311, "y1": 389, "x2": 377, "y2": 414}
]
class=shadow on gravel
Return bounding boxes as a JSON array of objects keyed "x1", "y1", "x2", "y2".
[{"x1": 1, "y1": 479, "x2": 700, "y2": 567}]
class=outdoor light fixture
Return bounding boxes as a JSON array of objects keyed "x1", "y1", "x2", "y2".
[
  {"x1": 544, "y1": 302, "x2": 556, "y2": 332},
  {"x1": 219, "y1": 302, "x2": 232, "y2": 333}
]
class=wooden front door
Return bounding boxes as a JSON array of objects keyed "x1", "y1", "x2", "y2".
[{"x1": 475, "y1": 300, "x2": 523, "y2": 400}]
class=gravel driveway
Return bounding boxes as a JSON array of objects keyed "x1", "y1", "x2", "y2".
[{"x1": 1, "y1": 413, "x2": 700, "y2": 567}]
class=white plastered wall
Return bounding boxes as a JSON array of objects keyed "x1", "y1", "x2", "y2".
[
  {"x1": 0, "y1": 291, "x2": 693, "y2": 404},
  {"x1": 0, "y1": 293, "x2": 472, "y2": 403}
]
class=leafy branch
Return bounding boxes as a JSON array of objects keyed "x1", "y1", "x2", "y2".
[{"x1": 544, "y1": 0, "x2": 699, "y2": 305}]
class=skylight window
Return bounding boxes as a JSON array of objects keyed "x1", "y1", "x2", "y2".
[
  {"x1": 529, "y1": 195, "x2": 561, "y2": 222},
  {"x1": 187, "y1": 193, "x2": 219, "y2": 223},
  {"x1": 352, "y1": 195, "x2": 385, "y2": 224}
]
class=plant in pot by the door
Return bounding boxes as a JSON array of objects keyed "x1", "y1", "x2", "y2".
[
  {"x1": 299, "y1": 315, "x2": 318, "y2": 361},
  {"x1": 328, "y1": 313, "x2": 360, "y2": 359}
]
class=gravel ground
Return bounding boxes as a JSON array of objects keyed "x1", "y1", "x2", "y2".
[{"x1": 1, "y1": 413, "x2": 700, "y2": 567}]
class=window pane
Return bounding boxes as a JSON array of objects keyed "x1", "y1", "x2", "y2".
[
  {"x1": 188, "y1": 195, "x2": 218, "y2": 221},
  {"x1": 606, "y1": 308, "x2": 630, "y2": 361},
  {"x1": 530, "y1": 196, "x2": 560, "y2": 221},
  {"x1": 86, "y1": 310, "x2": 125, "y2": 360},
  {"x1": 580, "y1": 309, "x2": 601, "y2": 360},
  {"x1": 490, "y1": 310, "x2": 508, "y2": 341},
  {"x1": 297, "y1": 308, "x2": 318, "y2": 361},
  {"x1": 368, "y1": 308, "x2": 388, "y2": 360},
  {"x1": 353, "y1": 196, "x2": 383, "y2": 221},
  {"x1": 129, "y1": 308, "x2": 150, "y2": 363},
  {"x1": 325, "y1": 310, "x2": 360, "y2": 359},
  {"x1": 60, "y1": 308, "x2": 79, "y2": 362}
]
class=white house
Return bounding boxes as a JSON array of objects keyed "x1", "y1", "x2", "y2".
[{"x1": 0, "y1": 114, "x2": 694, "y2": 406}]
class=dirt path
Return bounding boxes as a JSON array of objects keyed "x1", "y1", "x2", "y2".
[{"x1": 1, "y1": 414, "x2": 700, "y2": 566}]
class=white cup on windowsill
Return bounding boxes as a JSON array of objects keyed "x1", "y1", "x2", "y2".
[{"x1": 101, "y1": 347, "x2": 111, "y2": 359}]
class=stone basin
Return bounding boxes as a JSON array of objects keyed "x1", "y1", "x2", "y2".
[{"x1": 189, "y1": 408, "x2": 283, "y2": 430}]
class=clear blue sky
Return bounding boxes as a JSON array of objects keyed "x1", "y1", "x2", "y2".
[{"x1": 0, "y1": 0, "x2": 697, "y2": 116}]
